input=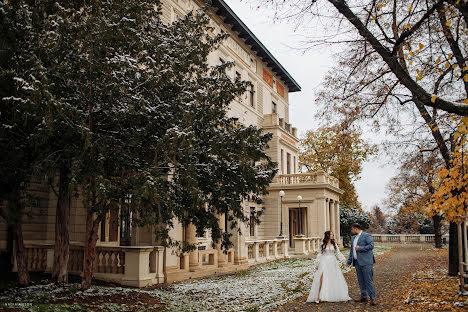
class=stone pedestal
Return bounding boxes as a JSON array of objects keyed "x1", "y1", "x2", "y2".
[
  {"x1": 294, "y1": 235, "x2": 307, "y2": 255},
  {"x1": 121, "y1": 246, "x2": 154, "y2": 287}
]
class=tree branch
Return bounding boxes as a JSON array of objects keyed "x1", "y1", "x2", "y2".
[
  {"x1": 447, "y1": 0, "x2": 468, "y2": 26},
  {"x1": 413, "y1": 99, "x2": 452, "y2": 167},
  {"x1": 437, "y1": 4, "x2": 468, "y2": 96},
  {"x1": 433, "y1": 66, "x2": 453, "y2": 95},
  {"x1": 328, "y1": 0, "x2": 468, "y2": 116},
  {"x1": 391, "y1": 0, "x2": 445, "y2": 55}
]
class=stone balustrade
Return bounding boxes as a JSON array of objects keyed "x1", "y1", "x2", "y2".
[
  {"x1": 292, "y1": 236, "x2": 322, "y2": 255},
  {"x1": 95, "y1": 246, "x2": 125, "y2": 274},
  {"x1": 371, "y1": 234, "x2": 449, "y2": 243},
  {"x1": 276, "y1": 172, "x2": 340, "y2": 188},
  {"x1": 14, "y1": 243, "x2": 165, "y2": 287},
  {"x1": 23, "y1": 244, "x2": 48, "y2": 271},
  {"x1": 263, "y1": 113, "x2": 298, "y2": 137},
  {"x1": 245, "y1": 237, "x2": 289, "y2": 264}
]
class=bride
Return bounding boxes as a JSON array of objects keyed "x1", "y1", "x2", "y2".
[{"x1": 306, "y1": 231, "x2": 351, "y2": 303}]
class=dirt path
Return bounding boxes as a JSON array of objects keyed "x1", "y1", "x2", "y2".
[{"x1": 275, "y1": 245, "x2": 453, "y2": 312}]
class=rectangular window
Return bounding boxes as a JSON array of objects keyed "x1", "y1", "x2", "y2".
[
  {"x1": 281, "y1": 149, "x2": 284, "y2": 173},
  {"x1": 100, "y1": 214, "x2": 106, "y2": 242},
  {"x1": 250, "y1": 207, "x2": 255, "y2": 236},
  {"x1": 272, "y1": 101, "x2": 277, "y2": 114},
  {"x1": 276, "y1": 82, "x2": 285, "y2": 97},
  {"x1": 287, "y1": 152, "x2": 291, "y2": 174},
  {"x1": 249, "y1": 84, "x2": 255, "y2": 107},
  {"x1": 263, "y1": 68, "x2": 273, "y2": 87},
  {"x1": 293, "y1": 156, "x2": 296, "y2": 174}
]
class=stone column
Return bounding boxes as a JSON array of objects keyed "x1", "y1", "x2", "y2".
[
  {"x1": 186, "y1": 223, "x2": 199, "y2": 271},
  {"x1": 326, "y1": 199, "x2": 330, "y2": 231},
  {"x1": 254, "y1": 242, "x2": 260, "y2": 262},
  {"x1": 335, "y1": 201, "x2": 342, "y2": 246},
  {"x1": 105, "y1": 211, "x2": 110, "y2": 242},
  {"x1": 317, "y1": 198, "x2": 327, "y2": 235},
  {"x1": 149, "y1": 246, "x2": 165, "y2": 284},
  {"x1": 282, "y1": 238, "x2": 289, "y2": 257},
  {"x1": 330, "y1": 200, "x2": 336, "y2": 235},
  {"x1": 217, "y1": 214, "x2": 228, "y2": 267}
]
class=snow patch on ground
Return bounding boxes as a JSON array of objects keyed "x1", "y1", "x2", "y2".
[{"x1": 0, "y1": 246, "x2": 392, "y2": 312}]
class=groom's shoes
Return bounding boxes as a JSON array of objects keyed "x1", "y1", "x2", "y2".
[
  {"x1": 354, "y1": 297, "x2": 368, "y2": 303},
  {"x1": 370, "y1": 300, "x2": 377, "y2": 306}
]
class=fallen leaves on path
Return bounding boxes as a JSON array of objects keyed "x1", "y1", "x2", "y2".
[
  {"x1": 394, "y1": 248, "x2": 467, "y2": 311},
  {"x1": 276, "y1": 245, "x2": 466, "y2": 312}
]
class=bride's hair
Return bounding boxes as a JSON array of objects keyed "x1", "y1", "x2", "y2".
[{"x1": 321, "y1": 230, "x2": 338, "y2": 252}]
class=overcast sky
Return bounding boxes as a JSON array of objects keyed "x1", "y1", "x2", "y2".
[{"x1": 224, "y1": 0, "x2": 398, "y2": 212}]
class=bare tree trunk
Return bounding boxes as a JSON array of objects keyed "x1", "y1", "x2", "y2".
[
  {"x1": 7, "y1": 225, "x2": 14, "y2": 271},
  {"x1": 449, "y1": 221, "x2": 459, "y2": 276},
  {"x1": 12, "y1": 222, "x2": 30, "y2": 286},
  {"x1": 81, "y1": 212, "x2": 102, "y2": 290},
  {"x1": 52, "y1": 166, "x2": 71, "y2": 283},
  {"x1": 432, "y1": 215, "x2": 442, "y2": 249}
]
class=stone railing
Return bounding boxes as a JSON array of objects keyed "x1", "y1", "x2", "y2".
[
  {"x1": 245, "y1": 237, "x2": 289, "y2": 264},
  {"x1": 24, "y1": 244, "x2": 48, "y2": 271},
  {"x1": 276, "y1": 172, "x2": 340, "y2": 188},
  {"x1": 69, "y1": 245, "x2": 85, "y2": 273},
  {"x1": 278, "y1": 173, "x2": 317, "y2": 185},
  {"x1": 264, "y1": 113, "x2": 298, "y2": 138},
  {"x1": 292, "y1": 236, "x2": 322, "y2": 255},
  {"x1": 15, "y1": 243, "x2": 165, "y2": 287},
  {"x1": 95, "y1": 247, "x2": 125, "y2": 274},
  {"x1": 371, "y1": 234, "x2": 449, "y2": 243}
]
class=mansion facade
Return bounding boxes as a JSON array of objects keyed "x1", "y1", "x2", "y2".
[{"x1": 0, "y1": 0, "x2": 343, "y2": 287}]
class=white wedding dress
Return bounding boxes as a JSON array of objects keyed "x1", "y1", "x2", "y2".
[{"x1": 306, "y1": 245, "x2": 351, "y2": 302}]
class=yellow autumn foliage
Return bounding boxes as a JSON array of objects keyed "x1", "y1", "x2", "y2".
[{"x1": 429, "y1": 119, "x2": 468, "y2": 222}]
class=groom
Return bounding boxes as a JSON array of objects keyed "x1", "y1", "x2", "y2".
[{"x1": 346, "y1": 223, "x2": 377, "y2": 305}]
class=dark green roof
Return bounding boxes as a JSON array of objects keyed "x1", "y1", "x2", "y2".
[{"x1": 212, "y1": 0, "x2": 301, "y2": 92}]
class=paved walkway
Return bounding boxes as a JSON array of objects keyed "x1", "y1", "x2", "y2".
[{"x1": 275, "y1": 245, "x2": 443, "y2": 312}]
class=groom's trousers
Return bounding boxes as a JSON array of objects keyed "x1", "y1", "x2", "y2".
[{"x1": 355, "y1": 260, "x2": 376, "y2": 300}]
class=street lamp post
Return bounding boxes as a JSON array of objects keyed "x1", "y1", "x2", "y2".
[
  {"x1": 297, "y1": 195, "x2": 303, "y2": 236},
  {"x1": 279, "y1": 190, "x2": 285, "y2": 236}
]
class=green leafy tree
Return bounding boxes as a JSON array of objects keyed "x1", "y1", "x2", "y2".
[
  {"x1": 14, "y1": 0, "x2": 277, "y2": 289},
  {"x1": 0, "y1": 0, "x2": 50, "y2": 285},
  {"x1": 339, "y1": 206, "x2": 370, "y2": 247}
]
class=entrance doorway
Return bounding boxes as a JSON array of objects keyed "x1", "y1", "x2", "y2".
[{"x1": 289, "y1": 208, "x2": 306, "y2": 247}]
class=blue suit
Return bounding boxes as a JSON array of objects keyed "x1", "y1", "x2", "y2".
[{"x1": 347, "y1": 232, "x2": 376, "y2": 300}]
